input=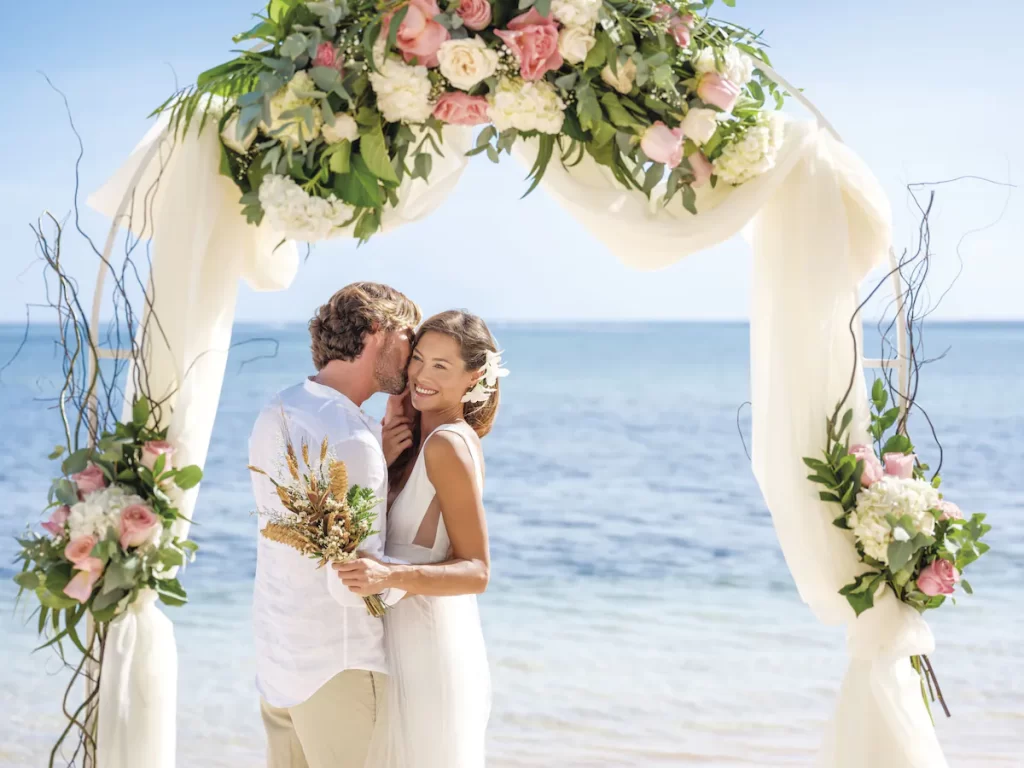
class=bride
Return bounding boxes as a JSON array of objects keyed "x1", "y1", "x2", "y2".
[{"x1": 332, "y1": 309, "x2": 506, "y2": 767}]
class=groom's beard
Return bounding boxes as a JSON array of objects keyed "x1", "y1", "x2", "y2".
[{"x1": 374, "y1": 337, "x2": 408, "y2": 395}]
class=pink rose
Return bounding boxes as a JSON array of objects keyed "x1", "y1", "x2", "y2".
[
  {"x1": 495, "y1": 8, "x2": 563, "y2": 81},
  {"x1": 688, "y1": 152, "x2": 713, "y2": 188},
  {"x1": 313, "y1": 42, "x2": 343, "y2": 71},
  {"x1": 456, "y1": 0, "x2": 492, "y2": 31},
  {"x1": 119, "y1": 504, "x2": 161, "y2": 550},
  {"x1": 65, "y1": 535, "x2": 98, "y2": 567},
  {"x1": 433, "y1": 92, "x2": 491, "y2": 125},
  {"x1": 141, "y1": 440, "x2": 175, "y2": 473},
  {"x1": 916, "y1": 559, "x2": 960, "y2": 597},
  {"x1": 64, "y1": 559, "x2": 104, "y2": 604},
  {"x1": 936, "y1": 500, "x2": 963, "y2": 521},
  {"x1": 72, "y1": 463, "x2": 107, "y2": 497},
  {"x1": 883, "y1": 452, "x2": 916, "y2": 480},
  {"x1": 849, "y1": 444, "x2": 884, "y2": 488},
  {"x1": 390, "y1": 0, "x2": 450, "y2": 68},
  {"x1": 641, "y1": 121, "x2": 684, "y2": 168},
  {"x1": 697, "y1": 72, "x2": 741, "y2": 112},
  {"x1": 42, "y1": 505, "x2": 70, "y2": 537}
]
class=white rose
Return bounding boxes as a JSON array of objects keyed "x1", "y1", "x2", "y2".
[
  {"x1": 437, "y1": 37, "x2": 499, "y2": 91},
  {"x1": 321, "y1": 112, "x2": 360, "y2": 144},
  {"x1": 369, "y1": 58, "x2": 434, "y2": 124},
  {"x1": 680, "y1": 108, "x2": 719, "y2": 145},
  {"x1": 558, "y1": 26, "x2": 596, "y2": 66},
  {"x1": 600, "y1": 58, "x2": 637, "y2": 95},
  {"x1": 693, "y1": 45, "x2": 754, "y2": 87},
  {"x1": 551, "y1": 0, "x2": 602, "y2": 29},
  {"x1": 220, "y1": 112, "x2": 257, "y2": 154},
  {"x1": 487, "y1": 78, "x2": 565, "y2": 134},
  {"x1": 262, "y1": 71, "x2": 323, "y2": 147}
]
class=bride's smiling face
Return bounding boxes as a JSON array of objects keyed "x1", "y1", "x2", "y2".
[{"x1": 407, "y1": 331, "x2": 480, "y2": 413}]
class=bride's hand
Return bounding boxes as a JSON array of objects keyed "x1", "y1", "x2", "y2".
[
  {"x1": 333, "y1": 556, "x2": 392, "y2": 596},
  {"x1": 383, "y1": 417, "x2": 414, "y2": 467},
  {"x1": 384, "y1": 387, "x2": 414, "y2": 428}
]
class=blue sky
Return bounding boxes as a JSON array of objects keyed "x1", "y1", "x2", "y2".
[{"x1": 0, "y1": 0, "x2": 1020, "y2": 323}]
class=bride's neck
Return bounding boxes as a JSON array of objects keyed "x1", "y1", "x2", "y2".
[{"x1": 419, "y1": 405, "x2": 465, "y2": 440}]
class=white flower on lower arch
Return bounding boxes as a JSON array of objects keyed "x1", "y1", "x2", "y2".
[
  {"x1": 848, "y1": 476, "x2": 940, "y2": 565},
  {"x1": 258, "y1": 175, "x2": 354, "y2": 242},
  {"x1": 712, "y1": 113, "x2": 784, "y2": 185},
  {"x1": 262, "y1": 71, "x2": 323, "y2": 148},
  {"x1": 369, "y1": 58, "x2": 434, "y2": 124},
  {"x1": 487, "y1": 78, "x2": 565, "y2": 134},
  {"x1": 551, "y1": 0, "x2": 602, "y2": 29},
  {"x1": 558, "y1": 26, "x2": 597, "y2": 66}
]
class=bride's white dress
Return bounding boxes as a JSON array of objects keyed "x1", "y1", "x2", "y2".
[{"x1": 367, "y1": 421, "x2": 491, "y2": 767}]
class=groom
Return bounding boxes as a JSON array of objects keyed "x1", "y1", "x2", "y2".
[{"x1": 248, "y1": 282, "x2": 419, "y2": 768}]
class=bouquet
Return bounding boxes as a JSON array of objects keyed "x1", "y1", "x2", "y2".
[
  {"x1": 805, "y1": 379, "x2": 990, "y2": 717},
  {"x1": 13, "y1": 396, "x2": 202, "y2": 652},
  {"x1": 248, "y1": 422, "x2": 386, "y2": 616},
  {"x1": 160, "y1": 0, "x2": 786, "y2": 242}
]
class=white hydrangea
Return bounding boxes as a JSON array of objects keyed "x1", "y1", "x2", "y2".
[
  {"x1": 369, "y1": 58, "x2": 434, "y2": 124},
  {"x1": 488, "y1": 78, "x2": 565, "y2": 135},
  {"x1": 321, "y1": 112, "x2": 360, "y2": 144},
  {"x1": 693, "y1": 45, "x2": 755, "y2": 87},
  {"x1": 712, "y1": 113, "x2": 784, "y2": 185},
  {"x1": 551, "y1": 0, "x2": 602, "y2": 29},
  {"x1": 848, "y1": 476, "x2": 940, "y2": 565},
  {"x1": 67, "y1": 485, "x2": 146, "y2": 541},
  {"x1": 263, "y1": 71, "x2": 323, "y2": 148},
  {"x1": 258, "y1": 175, "x2": 355, "y2": 242}
]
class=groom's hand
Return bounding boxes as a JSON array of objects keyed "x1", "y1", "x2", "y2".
[{"x1": 333, "y1": 556, "x2": 391, "y2": 596}]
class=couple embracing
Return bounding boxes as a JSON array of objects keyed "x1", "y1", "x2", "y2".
[{"x1": 249, "y1": 282, "x2": 504, "y2": 767}]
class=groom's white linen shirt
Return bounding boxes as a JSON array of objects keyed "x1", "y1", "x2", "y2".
[{"x1": 250, "y1": 378, "x2": 403, "y2": 709}]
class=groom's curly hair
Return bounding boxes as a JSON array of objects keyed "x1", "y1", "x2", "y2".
[{"x1": 309, "y1": 282, "x2": 421, "y2": 370}]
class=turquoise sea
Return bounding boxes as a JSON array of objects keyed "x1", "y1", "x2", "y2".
[{"x1": 1, "y1": 321, "x2": 1021, "y2": 766}]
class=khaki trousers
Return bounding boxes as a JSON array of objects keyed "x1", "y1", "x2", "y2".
[{"x1": 260, "y1": 670, "x2": 387, "y2": 768}]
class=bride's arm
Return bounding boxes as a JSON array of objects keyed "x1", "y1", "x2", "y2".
[{"x1": 334, "y1": 431, "x2": 490, "y2": 597}]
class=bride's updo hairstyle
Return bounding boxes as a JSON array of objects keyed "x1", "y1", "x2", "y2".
[{"x1": 416, "y1": 310, "x2": 501, "y2": 438}]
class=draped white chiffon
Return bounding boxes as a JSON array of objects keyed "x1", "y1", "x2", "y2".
[{"x1": 366, "y1": 422, "x2": 491, "y2": 767}]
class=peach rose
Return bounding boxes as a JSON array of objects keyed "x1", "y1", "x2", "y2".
[
  {"x1": 141, "y1": 440, "x2": 175, "y2": 473},
  {"x1": 883, "y1": 452, "x2": 916, "y2": 480},
  {"x1": 697, "y1": 72, "x2": 741, "y2": 112},
  {"x1": 42, "y1": 505, "x2": 70, "y2": 537},
  {"x1": 849, "y1": 444, "x2": 884, "y2": 488},
  {"x1": 641, "y1": 121, "x2": 684, "y2": 168},
  {"x1": 495, "y1": 8, "x2": 563, "y2": 81},
  {"x1": 72, "y1": 463, "x2": 107, "y2": 497},
  {"x1": 916, "y1": 559, "x2": 959, "y2": 597},
  {"x1": 64, "y1": 560, "x2": 104, "y2": 604},
  {"x1": 936, "y1": 500, "x2": 963, "y2": 521},
  {"x1": 433, "y1": 92, "x2": 491, "y2": 125},
  {"x1": 688, "y1": 152, "x2": 713, "y2": 188},
  {"x1": 457, "y1": 0, "x2": 492, "y2": 31},
  {"x1": 64, "y1": 535, "x2": 98, "y2": 567},
  {"x1": 119, "y1": 504, "x2": 161, "y2": 550},
  {"x1": 391, "y1": 0, "x2": 450, "y2": 68}
]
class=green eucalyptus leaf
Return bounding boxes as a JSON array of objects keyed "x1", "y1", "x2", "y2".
[{"x1": 174, "y1": 465, "x2": 204, "y2": 491}]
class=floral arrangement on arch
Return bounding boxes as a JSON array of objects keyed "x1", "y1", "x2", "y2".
[
  {"x1": 160, "y1": 0, "x2": 786, "y2": 242},
  {"x1": 14, "y1": 395, "x2": 202, "y2": 647}
]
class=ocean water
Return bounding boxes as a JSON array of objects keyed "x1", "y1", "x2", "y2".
[{"x1": 1, "y1": 321, "x2": 1022, "y2": 767}]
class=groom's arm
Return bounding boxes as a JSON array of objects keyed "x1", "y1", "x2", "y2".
[{"x1": 328, "y1": 435, "x2": 406, "y2": 607}]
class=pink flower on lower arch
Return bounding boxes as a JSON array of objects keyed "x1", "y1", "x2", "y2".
[
  {"x1": 688, "y1": 152, "x2": 713, "y2": 188},
  {"x1": 65, "y1": 535, "x2": 98, "y2": 567},
  {"x1": 313, "y1": 42, "x2": 343, "y2": 71},
  {"x1": 916, "y1": 559, "x2": 960, "y2": 597},
  {"x1": 849, "y1": 444, "x2": 884, "y2": 488},
  {"x1": 119, "y1": 504, "x2": 161, "y2": 550},
  {"x1": 641, "y1": 122, "x2": 684, "y2": 168},
  {"x1": 42, "y1": 505, "x2": 70, "y2": 537},
  {"x1": 72, "y1": 463, "x2": 107, "y2": 497},
  {"x1": 936, "y1": 500, "x2": 963, "y2": 521},
  {"x1": 697, "y1": 72, "x2": 741, "y2": 112},
  {"x1": 883, "y1": 452, "x2": 916, "y2": 480},
  {"x1": 64, "y1": 559, "x2": 105, "y2": 604}
]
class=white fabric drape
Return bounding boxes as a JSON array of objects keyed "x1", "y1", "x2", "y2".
[
  {"x1": 87, "y1": 115, "x2": 470, "y2": 766},
  {"x1": 517, "y1": 119, "x2": 946, "y2": 767}
]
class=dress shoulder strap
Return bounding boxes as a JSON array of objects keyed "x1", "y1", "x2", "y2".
[{"x1": 426, "y1": 422, "x2": 483, "y2": 488}]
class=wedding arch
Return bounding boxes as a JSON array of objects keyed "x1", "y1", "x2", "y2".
[{"x1": 18, "y1": 1, "x2": 966, "y2": 766}]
